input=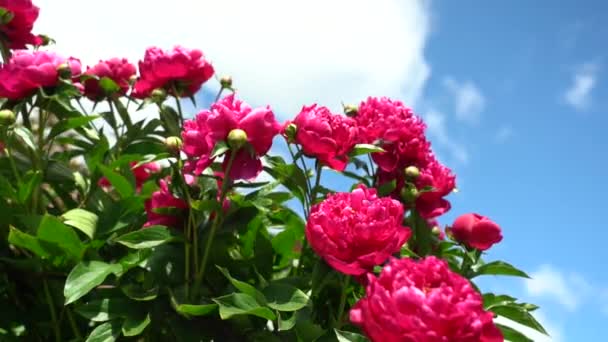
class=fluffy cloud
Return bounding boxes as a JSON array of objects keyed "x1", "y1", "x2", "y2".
[
  {"x1": 525, "y1": 264, "x2": 592, "y2": 311},
  {"x1": 424, "y1": 110, "x2": 469, "y2": 164},
  {"x1": 443, "y1": 77, "x2": 485, "y2": 124},
  {"x1": 563, "y1": 62, "x2": 598, "y2": 111},
  {"x1": 34, "y1": 0, "x2": 431, "y2": 118}
]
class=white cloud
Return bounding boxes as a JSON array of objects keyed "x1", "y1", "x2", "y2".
[
  {"x1": 495, "y1": 125, "x2": 513, "y2": 143},
  {"x1": 424, "y1": 110, "x2": 469, "y2": 164},
  {"x1": 442, "y1": 77, "x2": 485, "y2": 124},
  {"x1": 34, "y1": 0, "x2": 431, "y2": 119},
  {"x1": 495, "y1": 310, "x2": 562, "y2": 342},
  {"x1": 563, "y1": 62, "x2": 598, "y2": 111},
  {"x1": 525, "y1": 264, "x2": 592, "y2": 311}
]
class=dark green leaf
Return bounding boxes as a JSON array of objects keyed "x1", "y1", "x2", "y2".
[
  {"x1": 491, "y1": 305, "x2": 548, "y2": 335},
  {"x1": 62, "y1": 208, "x2": 98, "y2": 239},
  {"x1": 48, "y1": 115, "x2": 99, "y2": 140},
  {"x1": 17, "y1": 170, "x2": 42, "y2": 204},
  {"x1": 98, "y1": 164, "x2": 134, "y2": 198},
  {"x1": 262, "y1": 283, "x2": 309, "y2": 312},
  {"x1": 213, "y1": 293, "x2": 276, "y2": 321},
  {"x1": 377, "y1": 179, "x2": 396, "y2": 197},
  {"x1": 75, "y1": 298, "x2": 135, "y2": 322},
  {"x1": 495, "y1": 323, "x2": 534, "y2": 342},
  {"x1": 278, "y1": 311, "x2": 297, "y2": 331},
  {"x1": 99, "y1": 77, "x2": 120, "y2": 94},
  {"x1": 114, "y1": 226, "x2": 172, "y2": 249},
  {"x1": 483, "y1": 293, "x2": 517, "y2": 310},
  {"x1": 8, "y1": 226, "x2": 50, "y2": 259},
  {"x1": 473, "y1": 261, "x2": 530, "y2": 279},
  {"x1": 211, "y1": 140, "x2": 229, "y2": 159},
  {"x1": 335, "y1": 329, "x2": 369, "y2": 342},
  {"x1": 11, "y1": 127, "x2": 36, "y2": 152},
  {"x1": 217, "y1": 266, "x2": 266, "y2": 304},
  {"x1": 174, "y1": 303, "x2": 218, "y2": 317},
  {"x1": 37, "y1": 214, "x2": 85, "y2": 261},
  {"x1": 122, "y1": 312, "x2": 150, "y2": 336},
  {"x1": 64, "y1": 261, "x2": 122, "y2": 305}
]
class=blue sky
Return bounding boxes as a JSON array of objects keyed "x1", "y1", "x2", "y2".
[{"x1": 38, "y1": 0, "x2": 606, "y2": 340}]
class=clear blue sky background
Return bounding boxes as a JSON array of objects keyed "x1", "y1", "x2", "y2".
[{"x1": 188, "y1": 1, "x2": 607, "y2": 340}]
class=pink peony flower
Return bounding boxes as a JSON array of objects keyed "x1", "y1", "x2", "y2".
[
  {"x1": 415, "y1": 157, "x2": 456, "y2": 219},
  {"x1": 305, "y1": 185, "x2": 411, "y2": 276},
  {"x1": 144, "y1": 178, "x2": 189, "y2": 228},
  {"x1": 289, "y1": 104, "x2": 358, "y2": 171},
  {"x1": 0, "y1": 0, "x2": 42, "y2": 49},
  {"x1": 350, "y1": 257, "x2": 504, "y2": 342},
  {"x1": 356, "y1": 96, "x2": 430, "y2": 173},
  {"x1": 83, "y1": 58, "x2": 136, "y2": 101},
  {"x1": 132, "y1": 46, "x2": 214, "y2": 98},
  {"x1": 0, "y1": 50, "x2": 81, "y2": 100},
  {"x1": 183, "y1": 94, "x2": 280, "y2": 180},
  {"x1": 99, "y1": 162, "x2": 159, "y2": 192},
  {"x1": 450, "y1": 213, "x2": 503, "y2": 251}
]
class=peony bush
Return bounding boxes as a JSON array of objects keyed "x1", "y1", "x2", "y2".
[{"x1": 0, "y1": 1, "x2": 545, "y2": 341}]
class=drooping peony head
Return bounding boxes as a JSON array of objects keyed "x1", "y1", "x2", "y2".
[
  {"x1": 449, "y1": 213, "x2": 503, "y2": 251},
  {"x1": 144, "y1": 178, "x2": 189, "y2": 228},
  {"x1": 132, "y1": 46, "x2": 214, "y2": 99},
  {"x1": 0, "y1": 50, "x2": 81, "y2": 100},
  {"x1": 0, "y1": 0, "x2": 42, "y2": 49},
  {"x1": 83, "y1": 58, "x2": 136, "y2": 101},
  {"x1": 356, "y1": 96, "x2": 430, "y2": 173},
  {"x1": 350, "y1": 257, "x2": 504, "y2": 342},
  {"x1": 289, "y1": 104, "x2": 358, "y2": 171},
  {"x1": 305, "y1": 185, "x2": 411, "y2": 276},
  {"x1": 99, "y1": 162, "x2": 159, "y2": 192},
  {"x1": 183, "y1": 94, "x2": 280, "y2": 180}
]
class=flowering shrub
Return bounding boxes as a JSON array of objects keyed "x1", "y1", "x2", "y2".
[{"x1": 0, "y1": 2, "x2": 545, "y2": 342}]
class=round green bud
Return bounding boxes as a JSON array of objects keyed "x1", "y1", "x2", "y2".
[
  {"x1": 344, "y1": 104, "x2": 358, "y2": 117},
  {"x1": 404, "y1": 166, "x2": 420, "y2": 180},
  {"x1": 151, "y1": 88, "x2": 167, "y2": 102},
  {"x1": 0, "y1": 109, "x2": 16, "y2": 126},
  {"x1": 220, "y1": 76, "x2": 233, "y2": 89},
  {"x1": 227, "y1": 128, "x2": 248, "y2": 150},
  {"x1": 284, "y1": 123, "x2": 297, "y2": 143},
  {"x1": 56, "y1": 63, "x2": 71, "y2": 78},
  {"x1": 400, "y1": 184, "x2": 418, "y2": 204},
  {"x1": 164, "y1": 136, "x2": 183, "y2": 153},
  {"x1": 431, "y1": 226, "x2": 441, "y2": 236}
]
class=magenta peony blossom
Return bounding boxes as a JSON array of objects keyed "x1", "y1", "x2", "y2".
[
  {"x1": 0, "y1": 50, "x2": 81, "y2": 100},
  {"x1": 356, "y1": 96, "x2": 430, "y2": 173},
  {"x1": 450, "y1": 213, "x2": 503, "y2": 251},
  {"x1": 99, "y1": 162, "x2": 159, "y2": 192},
  {"x1": 132, "y1": 46, "x2": 214, "y2": 98},
  {"x1": 289, "y1": 104, "x2": 358, "y2": 171},
  {"x1": 305, "y1": 185, "x2": 411, "y2": 276},
  {"x1": 0, "y1": 0, "x2": 42, "y2": 49},
  {"x1": 183, "y1": 94, "x2": 280, "y2": 180},
  {"x1": 350, "y1": 257, "x2": 504, "y2": 342},
  {"x1": 144, "y1": 178, "x2": 189, "y2": 228},
  {"x1": 415, "y1": 157, "x2": 457, "y2": 219},
  {"x1": 83, "y1": 58, "x2": 136, "y2": 100}
]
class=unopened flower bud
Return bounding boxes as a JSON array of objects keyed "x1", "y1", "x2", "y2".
[
  {"x1": 220, "y1": 76, "x2": 233, "y2": 89},
  {"x1": 431, "y1": 226, "x2": 441, "y2": 236},
  {"x1": 227, "y1": 128, "x2": 248, "y2": 150},
  {"x1": 56, "y1": 63, "x2": 71, "y2": 78},
  {"x1": 0, "y1": 109, "x2": 16, "y2": 126},
  {"x1": 164, "y1": 136, "x2": 183, "y2": 153},
  {"x1": 284, "y1": 123, "x2": 297, "y2": 143},
  {"x1": 344, "y1": 104, "x2": 358, "y2": 117},
  {"x1": 0, "y1": 9, "x2": 14, "y2": 25},
  {"x1": 38, "y1": 34, "x2": 54, "y2": 46},
  {"x1": 128, "y1": 75, "x2": 138, "y2": 85},
  {"x1": 150, "y1": 88, "x2": 166, "y2": 102},
  {"x1": 400, "y1": 184, "x2": 418, "y2": 204},
  {"x1": 404, "y1": 166, "x2": 420, "y2": 180}
]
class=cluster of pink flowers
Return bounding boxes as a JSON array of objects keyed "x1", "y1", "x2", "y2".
[
  {"x1": 306, "y1": 185, "x2": 411, "y2": 275},
  {"x1": 144, "y1": 177, "x2": 189, "y2": 228},
  {"x1": 181, "y1": 94, "x2": 281, "y2": 180},
  {"x1": 350, "y1": 257, "x2": 503, "y2": 342},
  {"x1": 83, "y1": 58, "x2": 136, "y2": 101},
  {"x1": 0, "y1": 0, "x2": 42, "y2": 49}
]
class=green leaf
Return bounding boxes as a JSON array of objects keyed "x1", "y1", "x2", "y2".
[
  {"x1": 335, "y1": 329, "x2": 369, "y2": 342},
  {"x1": 278, "y1": 311, "x2": 297, "y2": 331},
  {"x1": 48, "y1": 115, "x2": 99, "y2": 140},
  {"x1": 174, "y1": 303, "x2": 218, "y2": 317},
  {"x1": 122, "y1": 312, "x2": 150, "y2": 336},
  {"x1": 114, "y1": 226, "x2": 172, "y2": 249},
  {"x1": 213, "y1": 293, "x2": 276, "y2": 321},
  {"x1": 11, "y1": 126, "x2": 36, "y2": 152},
  {"x1": 8, "y1": 226, "x2": 51, "y2": 259},
  {"x1": 262, "y1": 283, "x2": 309, "y2": 312},
  {"x1": 62, "y1": 208, "x2": 98, "y2": 239},
  {"x1": 75, "y1": 298, "x2": 135, "y2": 322},
  {"x1": 99, "y1": 77, "x2": 120, "y2": 94},
  {"x1": 98, "y1": 164, "x2": 134, "y2": 198},
  {"x1": 64, "y1": 261, "x2": 122, "y2": 305},
  {"x1": 17, "y1": 170, "x2": 43, "y2": 204},
  {"x1": 263, "y1": 155, "x2": 308, "y2": 204},
  {"x1": 491, "y1": 305, "x2": 548, "y2": 335},
  {"x1": 495, "y1": 323, "x2": 534, "y2": 342},
  {"x1": 210, "y1": 140, "x2": 229, "y2": 159},
  {"x1": 473, "y1": 261, "x2": 530, "y2": 278},
  {"x1": 85, "y1": 321, "x2": 121, "y2": 342},
  {"x1": 483, "y1": 293, "x2": 517, "y2": 310},
  {"x1": 377, "y1": 179, "x2": 396, "y2": 197},
  {"x1": 348, "y1": 143, "x2": 385, "y2": 156},
  {"x1": 37, "y1": 214, "x2": 85, "y2": 261},
  {"x1": 217, "y1": 266, "x2": 266, "y2": 304}
]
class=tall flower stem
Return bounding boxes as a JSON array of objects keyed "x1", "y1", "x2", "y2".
[
  {"x1": 335, "y1": 275, "x2": 351, "y2": 329},
  {"x1": 43, "y1": 279, "x2": 61, "y2": 342},
  {"x1": 194, "y1": 151, "x2": 236, "y2": 292},
  {"x1": 296, "y1": 162, "x2": 323, "y2": 275}
]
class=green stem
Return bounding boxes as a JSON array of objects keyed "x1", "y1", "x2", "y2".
[
  {"x1": 335, "y1": 275, "x2": 350, "y2": 329},
  {"x1": 411, "y1": 210, "x2": 431, "y2": 257},
  {"x1": 43, "y1": 279, "x2": 61, "y2": 342},
  {"x1": 66, "y1": 307, "x2": 82, "y2": 341},
  {"x1": 0, "y1": 39, "x2": 10, "y2": 62},
  {"x1": 214, "y1": 87, "x2": 224, "y2": 102},
  {"x1": 287, "y1": 144, "x2": 309, "y2": 216},
  {"x1": 194, "y1": 151, "x2": 237, "y2": 289},
  {"x1": 296, "y1": 163, "x2": 323, "y2": 275},
  {"x1": 174, "y1": 95, "x2": 184, "y2": 128}
]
